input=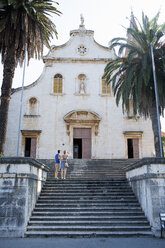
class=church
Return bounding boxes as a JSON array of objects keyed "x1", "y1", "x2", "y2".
[{"x1": 4, "y1": 17, "x2": 154, "y2": 159}]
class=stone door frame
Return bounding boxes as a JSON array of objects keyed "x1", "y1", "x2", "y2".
[
  {"x1": 64, "y1": 110, "x2": 101, "y2": 159},
  {"x1": 123, "y1": 131, "x2": 143, "y2": 159},
  {"x1": 21, "y1": 130, "x2": 41, "y2": 158}
]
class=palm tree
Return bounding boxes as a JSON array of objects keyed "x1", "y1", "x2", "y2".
[
  {"x1": 0, "y1": 0, "x2": 61, "y2": 155},
  {"x1": 104, "y1": 12, "x2": 165, "y2": 157}
]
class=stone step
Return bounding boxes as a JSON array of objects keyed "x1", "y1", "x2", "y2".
[
  {"x1": 49, "y1": 176, "x2": 126, "y2": 179},
  {"x1": 35, "y1": 202, "x2": 140, "y2": 207},
  {"x1": 25, "y1": 230, "x2": 152, "y2": 238},
  {"x1": 29, "y1": 215, "x2": 147, "y2": 221},
  {"x1": 44, "y1": 181, "x2": 130, "y2": 185},
  {"x1": 38, "y1": 196, "x2": 138, "y2": 200},
  {"x1": 45, "y1": 183, "x2": 128, "y2": 186},
  {"x1": 59, "y1": 171, "x2": 126, "y2": 173},
  {"x1": 41, "y1": 190, "x2": 133, "y2": 194},
  {"x1": 40, "y1": 191, "x2": 134, "y2": 197},
  {"x1": 37, "y1": 199, "x2": 138, "y2": 203},
  {"x1": 48, "y1": 169, "x2": 126, "y2": 171},
  {"x1": 33, "y1": 207, "x2": 142, "y2": 212},
  {"x1": 28, "y1": 220, "x2": 149, "y2": 226},
  {"x1": 45, "y1": 179, "x2": 127, "y2": 183},
  {"x1": 43, "y1": 186, "x2": 131, "y2": 190},
  {"x1": 32, "y1": 211, "x2": 144, "y2": 216},
  {"x1": 42, "y1": 188, "x2": 132, "y2": 192},
  {"x1": 26, "y1": 225, "x2": 151, "y2": 232}
]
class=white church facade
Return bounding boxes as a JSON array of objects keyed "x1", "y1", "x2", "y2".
[{"x1": 5, "y1": 19, "x2": 155, "y2": 159}]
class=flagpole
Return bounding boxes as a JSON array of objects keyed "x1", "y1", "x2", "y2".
[
  {"x1": 150, "y1": 43, "x2": 163, "y2": 157},
  {"x1": 16, "y1": 45, "x2": 27, "y2": 156}
]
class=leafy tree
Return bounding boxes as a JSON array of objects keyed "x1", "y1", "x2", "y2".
[
  {"x1": 0, "y1": 0, "x2": 61, "y2": 154},
  {"x1": 104, "y1": 12, "x2": 165, "y2": 157},
  {"x1": 162, "y1": 136, "x2": 165, "y2": 156}
]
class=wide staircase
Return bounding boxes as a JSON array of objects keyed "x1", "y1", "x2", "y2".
[{"x1": 25, "y1": 159, "x2": 153, "y2": 237}]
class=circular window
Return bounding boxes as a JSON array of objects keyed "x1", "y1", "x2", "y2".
[{"x1": 77, "y1": 45, "x2": 87, "y2": 56}]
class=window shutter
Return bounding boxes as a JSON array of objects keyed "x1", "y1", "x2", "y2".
[
  {"x1": 54, "y1": 75, "x2": 63, "y2": 93},
  {"x1": 54, "y1": 78, "x2": 58, "y2": 93},
  {"x1": 58, "y1": 78, "x2": 62, "y2": 93}
]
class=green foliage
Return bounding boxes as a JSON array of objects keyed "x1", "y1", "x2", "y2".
[
  {"x1": 0, "y1": 0, "x2": 61, "y2": 66},
  {"x1": 103, "y1": 12, "x2": 165, "y2": 118},
  {"x1": 162, "y1": 136, "x2": 165, "y2": 146},
  {"x1": 0, "y1": 152, "x2": 4, "y2": 157},
  {"x1": 162, "y1": 136, "x2": 165, "y2": 156}
]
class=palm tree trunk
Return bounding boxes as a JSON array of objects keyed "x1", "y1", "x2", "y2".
[
  {"x1": 149, "y1": 103, "x2": 164, "y2": 157},
  {"x1": 0, "y1": 48, "x2": 16, "y2": 155}
]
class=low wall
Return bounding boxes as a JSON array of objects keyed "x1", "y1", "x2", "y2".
[
  {"x1": 0, "y1": 157, "x2": 49, "y2": 237},
  {"x1": 125, "y1": 157, "x2": 165, "y2": 237}
]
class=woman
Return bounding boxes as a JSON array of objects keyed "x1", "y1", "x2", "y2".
[{"x1": 60, "y1": 150, "x2": 68, "y2": 179}]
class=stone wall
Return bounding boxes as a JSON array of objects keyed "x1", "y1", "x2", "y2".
[
  {"x1": 0, "y1": 157, "x2": 49, "y2": 237},
  {"x1": 125, "y1": 158, "x2": 165, "y2": 237}
]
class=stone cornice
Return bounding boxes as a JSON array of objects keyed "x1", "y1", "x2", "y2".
[
  {"x1": 125, "y1": 157, "x2": 165, "y2": 172},
  {"x1": 43, "y1": 57, "x2": 111, "y2": 64},
  {"x1": 0, "y1": 157, "x2": 49, "y2": 172},
  {"x1": 126, "y1": 173, "x2": 165, "y2": 181}
]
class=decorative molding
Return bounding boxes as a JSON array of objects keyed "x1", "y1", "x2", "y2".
[
  {"x1": 123, "y1": 131, "x2": 143, "y2": 138},
  {"x1": 24, "y1": 115, "x2": 40, "y2": 118},
  {"x1": 64, "y1": 110, "x2": 101, "y2": 136},
  {"x1": 99, "y1": 93, "x2": 111, "y2": 97},
  {"x1": 44, "y1": 58, "x2": 111, "y2": 64},
  {"x1": 21, "y1": 130, "x2": 42, "y2": 137},
  {"x1": 74, "y1": 93, "x2": 90, "y2": 96},
  {"x1": 50, "y1": 93, "x2": 65, "y2": 96}
]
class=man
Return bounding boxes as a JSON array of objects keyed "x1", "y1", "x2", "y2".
[{"x1": 55, "y1": 150, "x2": 61, "y2": 179}]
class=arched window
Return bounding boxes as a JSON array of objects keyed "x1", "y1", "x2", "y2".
[
  {"x1": 53, "y1": 74, "x2": 63, "y2": 93},
  {"x1": 29, "y1": 97, "x2": 38, "y2": 115},
  {"x1": 102, "y1": 78, "x2": 111, "y2": 94}
]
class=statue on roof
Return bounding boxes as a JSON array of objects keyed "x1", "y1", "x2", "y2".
[{"x1": 80, "y1": 14, "x2": 84, "y2": 26}]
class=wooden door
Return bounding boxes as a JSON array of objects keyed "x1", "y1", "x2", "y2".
[
  {"x1": 81, "y1": 128, "x2": 91, "y2": 159},
  {"x1": 31, "y1": 138, "x2": 37, "y2": 158},
  {"x1": 133, "y1": 138, "x2": 139, "y2": 158},
  {"x1": 73, "y1": 128, "x2": 91, "y2": 159}
]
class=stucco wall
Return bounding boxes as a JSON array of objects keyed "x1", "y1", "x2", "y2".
[{"x1": 4, "y1": 25, "x2": 155, "y2": 159}]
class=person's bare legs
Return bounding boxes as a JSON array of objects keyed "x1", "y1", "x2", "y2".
[
  {"x1": 61, "y1": 168, "x2": 64, "y2": 179},
  {"x1": 64, "y1": 168, "x2": 67, "y2": 179},
  {"x1": 55, "y1": 164, "x2": 59, "y2": 179}
]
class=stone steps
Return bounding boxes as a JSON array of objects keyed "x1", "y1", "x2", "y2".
[
  {"x1": 25, "y1": 159, "x2": 152, "y2": 238},
  {"x1": 25, "y1": 180, "x2": 152, "y2": 237},
  {"x1": 42, "y1": 158, "x2": 139, "y2": 180}
]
